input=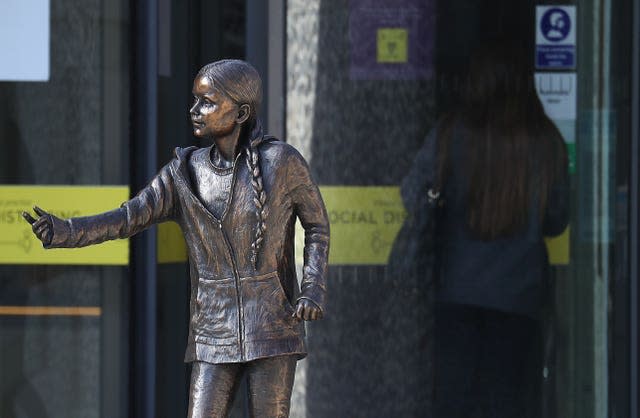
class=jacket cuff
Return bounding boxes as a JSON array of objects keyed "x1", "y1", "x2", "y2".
[
  {"x1": 44, "y1": 216, "x2": 72, "y2": 248},
  {"x1": 299, "y1": 283, "x2": 326, "y2": 313}
]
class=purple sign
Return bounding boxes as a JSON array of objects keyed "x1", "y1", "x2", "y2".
[{"x1": 349, "y1": 0, "x2": 435, "y2": 80}]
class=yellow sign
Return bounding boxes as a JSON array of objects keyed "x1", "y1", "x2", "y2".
[
  {"x1": 158, "y1": 221, "x2": 187, "y2": 263},
  {"x1": 294, "y1": 186, "x2": 405, "y2": 266},
  {"x1": 377, "y1": 28, "x2": 408, "y2": 63},
  {"x1": 545, "y1": 227, "x2": 570, "y2": 265},
  {"x1": 0, "y1": 186, "x2": 129, "y2": 265},
  {"x1": 295, "y1": 186, "x2": 570, "y2": 266}
]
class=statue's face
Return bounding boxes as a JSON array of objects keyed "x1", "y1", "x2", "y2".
[{"x1": 189, "y1": 75, "x2": 239, "y2": 139}]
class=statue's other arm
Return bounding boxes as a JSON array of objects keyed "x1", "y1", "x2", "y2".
[{"x1": 286, "y1": 149, "x2": 330, "y2": 320}]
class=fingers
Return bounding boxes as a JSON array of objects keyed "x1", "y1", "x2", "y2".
[
  {"x1": 34, "y1": 219, "x2": 49, "y2": 236},
  {"x1": 33, "y1": 221, "x2": 52, "y2": 243},
  {"x1": 22, "y1": 206, "x2": 53, "y2": 244},
  {"x1": 33, "y1": 216, "x2": 48, "y2": 229},
  {"x1": 294, "y1": 303, "x2": 304, "y2": 320},
  {"x1": 35, "y1": 227, "x2": 52, "y2": 244},
  {"x1": 310, "y1": 308, "x2": 322, "y2": 321},
  {"x1": 293, "y1": 299, "x2": 323, "y2": 321},
  {"x1": 308, "y1": 305, "x2": 323, "y2": 320},
  {"x1": 22, "y1": 206, "x2": 50, "y2": 225},
  {"x1": 22, "y1": 212, "x2": 37, "y2": 225}
]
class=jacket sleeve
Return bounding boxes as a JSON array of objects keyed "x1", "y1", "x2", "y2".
[
  {"x1": 286, "y1": 149, "x2": 330, "y2": 313},
  {"x1": 45, "y1": 162, "x2": 178, "y2": 248}
]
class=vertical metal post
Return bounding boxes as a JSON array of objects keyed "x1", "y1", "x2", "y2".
[
  {"x1": 267, "y1": 0, "x2": 286, "y2": 139},
  {"x1": 246, "y1": 0, "x2": 269, "y2": 130},
  {"x1": 246, "y1": 0, "x2": 286, "y2": 138},
  {"x1": 101, "y1": 0, "x2": 130, "y2": 416},
  {"x1": 132, "y1": 0, "x2": 158, "y2": 417},
  {"x1": 631, "y1": 0, "x2": 640, "y2": 416}
]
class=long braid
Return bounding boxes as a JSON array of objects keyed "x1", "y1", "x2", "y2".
[{"x1": 246, "y1": 137, "x2": 267, "y2": 269}]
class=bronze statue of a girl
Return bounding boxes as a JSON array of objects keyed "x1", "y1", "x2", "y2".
[{"x1": 23, "y1": 59, "x2": 330, "y2": 418}]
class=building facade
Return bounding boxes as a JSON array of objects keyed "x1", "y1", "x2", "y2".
[{"x1": 0, "y1": 0, "x2": 638, "y2": 417}]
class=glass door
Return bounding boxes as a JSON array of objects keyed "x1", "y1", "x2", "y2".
[
  {"x1": 0, "y1": 1, "x2": 131, "y2": 417},
  {"x1": 283, "y1": 0, "x2": 635, "y2": 417}
]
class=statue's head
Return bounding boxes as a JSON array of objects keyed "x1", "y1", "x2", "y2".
[{"x1": 194, "y1": 60, "x2": 263, "y2": 140}]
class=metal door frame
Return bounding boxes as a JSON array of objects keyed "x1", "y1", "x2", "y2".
[
  {"x1": 131, "y1": 1, "x2": 158, "y2": 417},
  {"x1": 630, "y1": 1, "x2": 640, "y2": 417}
]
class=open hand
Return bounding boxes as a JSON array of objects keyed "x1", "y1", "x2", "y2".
[
  {"x1": 22, "y1": 206, "x2": 53, "y2": 246},
  {"x1": 293, "y1": 298, "x2": 323, "y2": 321}
]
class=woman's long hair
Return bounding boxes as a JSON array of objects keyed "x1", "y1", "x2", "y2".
[
  {"x1": 439, "y1": 42, "x2": 567, "y2": 240},
  {"x1": 197, "y1": 60, "x2": 267, "y2": 268}
]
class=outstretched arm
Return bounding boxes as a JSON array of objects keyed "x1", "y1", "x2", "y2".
[{"x1": 22, "y1": 164, "x2": 177, "y2": 248}]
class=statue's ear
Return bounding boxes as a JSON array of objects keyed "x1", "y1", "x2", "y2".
[{"x1": 237, "y1": 104, "x2": 251, "y2": 124}]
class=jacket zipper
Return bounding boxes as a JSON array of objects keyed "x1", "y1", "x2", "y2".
[
  {"x1": 219, "y1": 223, "x2": 245, "y2": 361},
  {"x1": 218, "y1": 151, "x2": 245, "y2": 361}
]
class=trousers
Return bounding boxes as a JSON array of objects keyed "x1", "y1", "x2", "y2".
[
  {"x1": 187, "y1": 355, "x2": 297, "y2": 418},
  {"x1": 434, "y1": 303, "x2": 541, "y2": 418}
]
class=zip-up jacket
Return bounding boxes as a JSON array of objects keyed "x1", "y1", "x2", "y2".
[
  {"x1": 45, "y1": 137, "x2": 330, "y2": 364},
  {"x1": 402, "y1": 123, "x2": 569, "y2": 318}
]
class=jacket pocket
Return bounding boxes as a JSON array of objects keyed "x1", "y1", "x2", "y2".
[
  {"x1": 241, "y1": 271, "x2": 299, "y2": 341},
  {"x1": 193, "y1": 277, "x2": 238, "y2": 343}
]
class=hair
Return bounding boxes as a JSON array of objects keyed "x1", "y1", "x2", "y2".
[
  {"x1": 197, "y1": 59, "x2": 267, "y2": 268},
  {"x1": 438, "y1": 41, "x2": 567, "y2": 240}
]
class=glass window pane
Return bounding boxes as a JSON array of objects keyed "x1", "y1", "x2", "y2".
[
  {"x1": 0, "y1": 1, "x2": 130, "y2": 417},
  {"x1": 285, "y1": 1, "x2": 632, "y2": 417}
]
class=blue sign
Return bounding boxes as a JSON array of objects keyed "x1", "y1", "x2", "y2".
[
  {"x1": 541, "y1": 8, "x2": 571, "y2": 42},
  {"x1": 537, "y1": 46, "x2": 575, "y2": 68},
  {"x1": 536, "y1": 6, "x2": 576, "y2": 70}
]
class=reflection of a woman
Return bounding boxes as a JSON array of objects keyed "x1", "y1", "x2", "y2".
[{"x1": 403, "y1": 42, "x2": 569, "y2": 418}]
